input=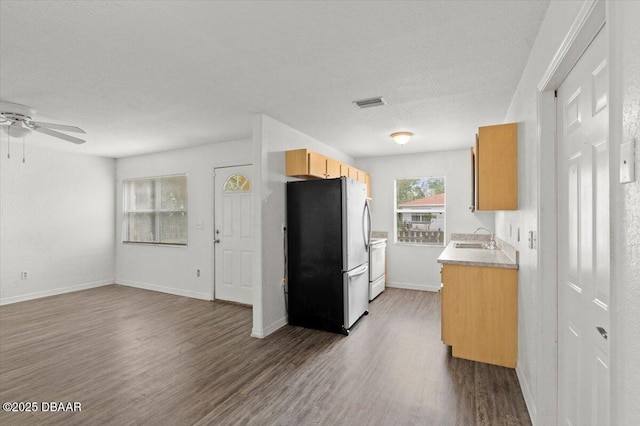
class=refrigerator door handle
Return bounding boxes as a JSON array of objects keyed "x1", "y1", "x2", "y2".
[
  {"x1": 363, "y1": 199, "x2": 372, "y2": 250},
  {"x1": 366, "y1": 200, "x2": 372, "y2": 247},
  {"x1": 347, "y1": 263, "x2": 368, "y2": 278}
]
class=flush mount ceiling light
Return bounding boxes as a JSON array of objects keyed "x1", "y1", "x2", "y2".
[{"x1": 390, "y1": 131, "x2": 413, "y2": 145}]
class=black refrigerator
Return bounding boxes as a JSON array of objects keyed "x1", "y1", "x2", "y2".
[{"x1": 286, "y1": 177, "x2": 371, "y2": 335}]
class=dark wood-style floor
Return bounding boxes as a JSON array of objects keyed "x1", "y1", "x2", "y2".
[{"x1": 0, "y1": 285, "x2": 530, "y2": 425}]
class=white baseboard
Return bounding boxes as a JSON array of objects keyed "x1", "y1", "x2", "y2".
[
  {"x1": 0, "y1": 279, "x2": 113, "y2": 306},
  {"x1": 251, "y1": 316, "x2": 288, "y2": 339},
  {"x1": 386, "y1": 281, "x2": 441, "y2": 292},
  {"x1": 516, "y1": 364, "x2": 537, "y2": 425},
  {"x1": 115, "y1": 279, "x2": 210, "y2": 301}
]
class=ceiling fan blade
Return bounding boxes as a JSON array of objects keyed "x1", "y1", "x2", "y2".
[
  {"x1": 33, "y1": 126, "x2": 86, "y2": 144},
  {"x1": 30, "y1": 121, "x2": 86, "y2": 134}
]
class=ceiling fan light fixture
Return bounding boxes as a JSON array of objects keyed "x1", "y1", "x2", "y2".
[
  {"x1": 1, "y1": 102, "x2": 86, "y2": 145},
  {"x1": 5, "y1": 121, "x2": 32, "y2": 139},
  {"x1": 391, "y1": 131, "x2": 413, "y2": 145}
]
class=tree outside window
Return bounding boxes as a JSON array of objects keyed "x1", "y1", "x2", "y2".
[{"x1": 395, "y1": 177, "x2": 445, "y2": 246}]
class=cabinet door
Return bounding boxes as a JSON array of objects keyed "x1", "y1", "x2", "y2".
[
  {"x1": 339, "y1": 163, "x2": 351, "y2": 178},
  {"x1": 285, "y1": 149, "x2": 310, "y2": 177},
  {"x1": 476, "y1": 123, "x2": 518, "y2": 210},
  {"x1": 440, "y1": 286, "x2": 450, "y2": 345},
  {"x1": 443, "y1": 264, "x2": 517, "y2": 368},
  {"x1": 441, "y1": 265, "x2": 460, "y2": 346},
  {"x1": 326, "y1": 157, "x2": 341, "y2": 179},
  {"x1": 471, "y1": 146, "x2": 477, "y2": 211},
  {"x1": 308, "y1": 151, "x2": 328, "y2": 178},
  {"x1": 365, "y1": 173, "x2": 371, "y2": 198}
]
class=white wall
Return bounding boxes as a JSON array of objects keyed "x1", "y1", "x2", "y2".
[
  {"x1": 496, "y1": 0, "x2": 640, "y2": 424},
  {"x1": 495, "y1": 2, "x2": 585, "y2": 422},
  {"x1": 115, "y1": 140, "x2": 251, "y2": 301},
  {"x1": 356, "y1": 149, "x2": 494, "y2": 291},
  {"x1": 609, "y1": 1, "x2": 640, "y2": 423},
  {"x1": 252, "y1": 114, "x2": 354, "y2": 338},
  {"x1": 0, "y1": 143, "x2": 115, "y2": 304}
]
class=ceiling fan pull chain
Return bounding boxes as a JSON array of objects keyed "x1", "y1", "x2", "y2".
[
  {"x1": 6, "y1": 131, "x2": 10, "y2": 159},
  {"x1": 22, "y1": 136, "x2": 26, "y2": 163}
]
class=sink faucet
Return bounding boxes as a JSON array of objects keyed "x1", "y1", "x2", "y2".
[{"x1": 474, "y1": 227, "x2": 496, "y2": 249}]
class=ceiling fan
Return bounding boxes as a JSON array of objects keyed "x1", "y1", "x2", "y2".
[{"x1": 0, "y1": 101, "x2": 86, "y2": 145}]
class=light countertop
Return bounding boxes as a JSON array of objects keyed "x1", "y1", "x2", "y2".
[{"x1": 437, "y1": 240, "x2": 519, "y2": 269}]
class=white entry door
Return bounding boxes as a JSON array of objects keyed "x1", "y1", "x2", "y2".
[
  {"x1": 557, "y1": 27, "x2": 609, "y2": 425},
  {"x1": 214, "y1": 165, "x2": 253, "y2": 305}
]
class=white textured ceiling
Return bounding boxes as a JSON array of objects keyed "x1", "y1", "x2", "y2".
[{"x1": 0, "y1": 0, "x2": 549, "y2": 159}]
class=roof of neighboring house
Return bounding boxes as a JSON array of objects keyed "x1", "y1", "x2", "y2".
[{"x1": 399, "y1": 193, "x2": 445, "y2": 207}]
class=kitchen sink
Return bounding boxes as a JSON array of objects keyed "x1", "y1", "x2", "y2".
[{"x1": 454, "y1": 242, "x2": 490, "y2": 249}]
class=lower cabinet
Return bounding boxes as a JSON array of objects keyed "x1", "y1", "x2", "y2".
[{"x1": 440, "y1": 263, "x2": 518, "y2": 368}]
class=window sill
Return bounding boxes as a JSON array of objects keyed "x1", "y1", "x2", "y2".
[
  {"x1": 122, "y1": 241, "x2": 187, "y2": 248},
  {"x1": 394, "y1": 242, "x2": 445, "y2": 248}
]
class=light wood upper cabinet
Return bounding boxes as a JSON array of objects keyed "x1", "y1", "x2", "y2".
[
  {"x1": 341, "y1": 163, "x2": 364, "y2": 181},
  {"x1": 286, "y1": 149, "x2": 329, "y2": 179},
  {"x1": 285, "y1": 148, "x2": 371, "y2": 197},
  {"x1": 339, "y1": 163, "x2": 351, "y2": 178},
  {"x1": 307, "y1": 151, "x2": 329, "y2": 178},
  {"x1": 474, "y1": 122, "x2": 518, "y2": 211},
  {"x1": 441, "y1": 264, "x2": 518, "y2": 368},
  {"x1": 364, "y1": 173, "x2": 371, "y2": 198},
  {"x1": 325, "y1": 157, "x2": 341, "y2": 179},
  {"x1": 286, "y1": 149, "x2": 315, "y2": 178}
]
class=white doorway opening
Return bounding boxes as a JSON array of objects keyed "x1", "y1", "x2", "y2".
[{"x1": 536, "y1": 1, "x2": 607, "y2": 424}]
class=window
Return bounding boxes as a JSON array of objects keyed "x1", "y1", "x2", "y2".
[
  {"x1": 223, "y1": 174, "x2": 251, "y2": 192},
  {"x1": 395, "y1": 177, "x2": 445, "y2": 246},
  {"x1": 122, "y1": 174, "x2": 187, "y2": 245}
]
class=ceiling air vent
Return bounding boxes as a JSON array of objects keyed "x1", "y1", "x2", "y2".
[{"x1": 353, "y1": 97, "x2": 386, "y2": 109}]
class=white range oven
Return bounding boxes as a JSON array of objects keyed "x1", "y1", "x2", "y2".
[{"x1": 369, "y1": 238, "x2": 387, "y2": 301}]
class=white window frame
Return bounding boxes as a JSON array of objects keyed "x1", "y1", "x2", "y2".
[
  {"x1": 122, "y1": 174, "x2": 188, "y2": 246},
  {"x1": 394, "y1": 176, "x2": 446, "y2": 247}
]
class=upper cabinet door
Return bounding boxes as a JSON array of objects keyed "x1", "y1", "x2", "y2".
[
  {"x1": 325, "y1": 157, "x2": 341, "y2": 179},
  {"x1": 340, "y1": 163, "x2": 351, "y2": 178},
  {"x1": 286, "y1": 149, "x2": 315, "y2": 177},
  {"x1": 476, "y1": 123, "x2": 518, "y2": 211},
  {"x1": 364, "y1": 173, "x2": 371, "y2": 198},
  {"x1": 308, "y1": 151, "x2": 329, "y2": 178}
]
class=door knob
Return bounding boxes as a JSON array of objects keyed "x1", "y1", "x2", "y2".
[
  {"x1": 214, "y1": 239, "x2": 220, "y2": 244},
  {"x1": 596, "y1": 326, "x2": 608, "y2": 340}
]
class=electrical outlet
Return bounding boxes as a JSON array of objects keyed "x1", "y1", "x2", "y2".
[
  {"x1": 21, "y1": 271, "x2": 28, "y2": 280},
  {"x1": 196, "y1": 269, "x2": 200, "y2": 277}
]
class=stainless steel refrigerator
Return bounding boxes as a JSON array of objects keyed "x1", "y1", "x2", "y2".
[{"x1": 286, "y1": 177, "x2": 371, "y2": 335}]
